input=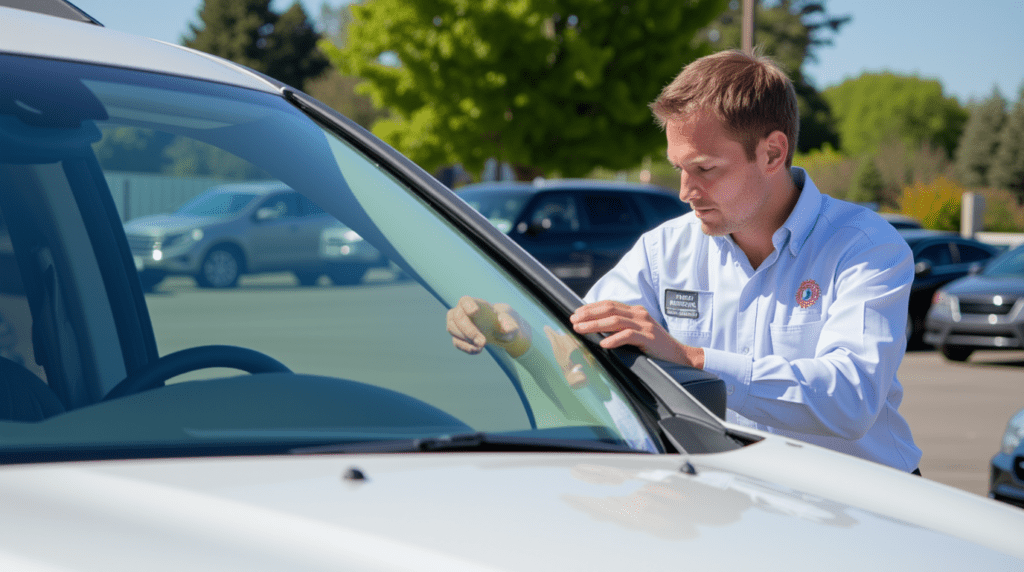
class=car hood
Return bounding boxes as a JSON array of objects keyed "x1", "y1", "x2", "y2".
[
  {"x1": 0, "y1": 436, "x2": 1020, "y2": 571},
  {"x1": 944, "y1": 274, "x2": 1024, "y2": 298},
  {"x1": 123, "y1": 213, "x2": 227, "y2": 236}
]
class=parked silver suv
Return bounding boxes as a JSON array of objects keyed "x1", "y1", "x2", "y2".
[{"x1": 124, "y1": 182, "x2": 385, "y2": 289}]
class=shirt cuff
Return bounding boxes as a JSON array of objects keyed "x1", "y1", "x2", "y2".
[{"x1": 701, "y1": 347, "x2": 752, "y2": 412}]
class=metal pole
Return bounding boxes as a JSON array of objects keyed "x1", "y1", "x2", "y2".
[{"x1": 741, "y1": 0, "x2": 755, "y2": 54}]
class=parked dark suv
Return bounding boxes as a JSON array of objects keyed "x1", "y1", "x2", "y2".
[{"x1": 458, "y1": 180, "x2": 689, "y2": 295}]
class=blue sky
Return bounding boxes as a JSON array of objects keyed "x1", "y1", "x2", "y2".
[{"x1": 72, "y1": 0, "x2": 1023, "y2": 104}]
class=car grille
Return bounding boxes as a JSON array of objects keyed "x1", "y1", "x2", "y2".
[
  {"x1": 958, "y1": 299, "x2": 1017, "y2": 315},
  {"x1": 127, "y1": 235, "x2": 158, "y2": 253}
]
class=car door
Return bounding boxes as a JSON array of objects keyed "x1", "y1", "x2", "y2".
[
  {"x1": 247, "y1": 192, "x2": 308, "y2": 271},
  {"x1": 512, "y1": 191, "x2": 593, "y2": 293},
  {"x1": 576, "y1": 191, "x2": 647, "y2": 288}
]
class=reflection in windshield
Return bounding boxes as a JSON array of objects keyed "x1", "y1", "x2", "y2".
[{"x1": 177, "y1": 192, "x2": 258, "y2": 216}]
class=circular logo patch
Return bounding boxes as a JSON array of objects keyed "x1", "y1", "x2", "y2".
[{"x1": 796, "y1": 279, "x2": 821, "y2": 308}]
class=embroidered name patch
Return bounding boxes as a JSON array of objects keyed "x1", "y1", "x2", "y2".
[
  {"x1": 796, "y1": 279, "x2": 821, "y2": 308},
  {"x1": 665, "y1": 289, "x2": 700, "y2": 319}
]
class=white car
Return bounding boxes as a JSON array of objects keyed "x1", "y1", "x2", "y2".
[{"x1": 0, "y1": 2, "x2": 1022, "y2": 570}]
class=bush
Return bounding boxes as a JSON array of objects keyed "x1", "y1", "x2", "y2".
[{"x1": 898, "y1": 176, "x2": 963, "y2": 231}]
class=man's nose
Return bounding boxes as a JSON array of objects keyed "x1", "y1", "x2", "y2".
[{"x1": 679, "y1": 172, "x2": 701, "y2": 202}]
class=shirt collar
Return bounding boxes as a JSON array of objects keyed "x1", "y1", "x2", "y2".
[{"x1": 775, "y1": 167, "x2": 822, "y2": 257}]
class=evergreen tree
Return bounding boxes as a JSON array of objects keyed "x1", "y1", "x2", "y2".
[
  {"x1": 990, "y1": 87, "x2": 1024, "y2": 203},
  {"x1": 847, "y1": 157, "x2": 885, "y2": 205},
  {"x1": 185, "y1": 0, "x2": 327, "y2": 91},
  {"x1": 954, "y1": 90, "x2": 1007, "y2": 187}
]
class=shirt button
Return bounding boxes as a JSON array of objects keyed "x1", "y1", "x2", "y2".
[
  {"x1": 742, "y1": 347, "x2": 751, "y2": 355},
  {"x1": 726, "y1": 385, "x2": 735, "y2": 395}
]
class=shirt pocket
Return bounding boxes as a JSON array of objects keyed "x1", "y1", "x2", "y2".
[
  {"x1": 769, "y1": 320, "x2": 823, "y2": 361},
  {"x1": 663, "y1": 290, "x2": 713, "y2": 347}
]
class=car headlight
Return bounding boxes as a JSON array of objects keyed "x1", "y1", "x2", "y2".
[
  {"x1": 162, "y1": 228, "x2": 204, "y2": 250},
  {"x1": 1001, "y1": 409, "x2": 1024, "y2": 455}
]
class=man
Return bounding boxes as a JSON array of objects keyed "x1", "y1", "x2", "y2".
[{"x1": 450, "y1": 50, "x2": 921, "y2": 472}]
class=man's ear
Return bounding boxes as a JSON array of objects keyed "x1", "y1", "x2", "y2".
[{"x1": 761, "y1": 130, "x2": 789, "y2": 175}]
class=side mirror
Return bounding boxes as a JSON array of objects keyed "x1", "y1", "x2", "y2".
[
  {"x1": 650, "y1": 359, "x2": 727, "y2": 419},
  {"x1": 256, "y1": 207, "x2": 280, "y2": 221},
  {"x1": 914, "y1": 260, "x2": 932, "y2": 277}
]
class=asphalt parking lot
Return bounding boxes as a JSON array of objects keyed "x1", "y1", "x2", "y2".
[{"x1": 897, "y1": 348, "x2": 1023, "y2": 498}]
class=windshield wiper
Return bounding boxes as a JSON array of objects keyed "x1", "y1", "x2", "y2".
[{"x1": 290, "y1": 431, "x2": 644, "y2": 455}]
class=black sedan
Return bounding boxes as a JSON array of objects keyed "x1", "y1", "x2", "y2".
[
  {"x1": 900, "y1": 229, "x2": 1001, "y2": 347},
  {"x1": 457, "y1": 180, "x2": 689, "y2": 295}
]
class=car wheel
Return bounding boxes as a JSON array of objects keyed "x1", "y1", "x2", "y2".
[
  {"x1": 328, "y1": 265, "x2": 368, "y2": 286},
  {"x1": 940, "y1": 345, "x2": 973, "y2": 362},
  {"x1": 294, "y1": 271, "x2": 322, "y2": 286},
  {"x1": 197, "y1": 247, "x2": 242, "y2": 288}
]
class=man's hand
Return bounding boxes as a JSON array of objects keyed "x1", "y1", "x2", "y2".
[
  {"x1": 446, "y1": 296, "x2": 532, "y2": 358},
  {"x1": 570, "y1": 300, "x2": 704, "y2": 369}
]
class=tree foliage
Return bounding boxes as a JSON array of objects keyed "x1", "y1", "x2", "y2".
[
  {"x1": 325, "y1": 0, "x2": 726, "y2": 179},
  {"x1": 184, "y1": 0, "x2": 328, "y2": 90},
  {"x1": 954, "y1": 90, "x2": 1007, "y2": 188},
  {"x1": 823, "y1": 73, "x2": 968, "y2": 158},
  {"x1": 990, "y1": 87, "x2": 1024, "y2": 203},
  {"x1": 700, "y1": 0, "x2": 850, "y2": 153}
]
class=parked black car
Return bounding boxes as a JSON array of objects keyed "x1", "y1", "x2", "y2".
[
  {"x1": 900, "y1": 229, "x2": 1002, "y2": 347},
  {"x1": 458, "y1": 180, "x2": 690, "y2": 295}
]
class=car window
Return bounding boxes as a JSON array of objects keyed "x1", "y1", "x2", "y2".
[
  {"x1": 256, "y1": 192, "x2": 301, "y2": 219},
  {"x1": 525, "y1": 193, "x2": 581, "y2": 232},
  {"x1": 580, "y1": 193, "x2": 641, "y2": 232},
  {"x1": 636, "y1": 193, "x2": 689, "y2": 226},
  {"x1": 955, "y1": 243, "x2": 994, "y2": 264},
  {"x1": 916, "y1": 243, "x2": 953, "y2": 266},
  {"x1": 0, "y1": 54, "x2": 658, "y2": 455}
]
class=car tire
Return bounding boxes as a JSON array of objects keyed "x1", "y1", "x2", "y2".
[
  {"x1": 328, "y1": 264, "x2": 368, "y2": 286},
  {"x1": 294, "y1": 271, "x2": 322, "y2": 286},
  {"x1": 940, "y1": 345, "x2": 973, "y2": 362},
  {"x1": 197, "y1": 246, "x2": 242, "y2": 288}
]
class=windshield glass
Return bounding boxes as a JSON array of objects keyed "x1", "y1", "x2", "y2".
[
  {"x1": 458, "y1": 189, "x2": 531, "y2": 234},
  {"x1": 176, "y1": 192, "x2": 258, "y2": 216},
  {"x1": 0, "y1": 55, "x2": 658, "y2": 459},
  {"x1": 982, "y1": 245, "x2": 1024, "y2": 277}
]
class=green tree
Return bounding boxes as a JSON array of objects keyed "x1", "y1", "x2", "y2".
[
  {"x1": 846, "y1": 157, "x2": 884, "y2": 205},
  {"x1": 701, "y1": 0, "x2": 850, "y2": 152},
  {"x1": 954, "y1": 90, "x2": 1007, "y2": 188},
  {"x1": 990, "y1": 87, "x2": 1024, "y2": 203},
  {"x1": 185, "y1": 0, "x2": 328, "y2": 91},
  {"x1": 325, "y1": 0, "x2": 726, "y2": 179},
  {"x1": 823, "y1": 73, "x2": 968, "y2": 158}
]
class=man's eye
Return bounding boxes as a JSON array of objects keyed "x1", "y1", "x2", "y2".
[{"x1": 696, "y1": 166, "x2": 713, "y2": 173}]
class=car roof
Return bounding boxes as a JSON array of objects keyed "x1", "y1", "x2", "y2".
[
  {"x1": 899, "y1": 228, "x2": 1000, "y2": 250},
  {"x1": 203, "y1": 181, "x2": 292, "y2": 196},
  {"x1": 0, "y1": 5, "x2": 278, "y2": 94},
  {"x1": 458, "y1": 178, "x2": 676, "y2": 196}
]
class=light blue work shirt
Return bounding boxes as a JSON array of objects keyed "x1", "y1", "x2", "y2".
[{"x1": 585, "y1": 168, "x2": 922, "y2": 471}]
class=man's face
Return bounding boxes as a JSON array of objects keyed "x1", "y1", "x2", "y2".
[{"x1": 666, "y1": 111, "x2": 771, "y2": 237}]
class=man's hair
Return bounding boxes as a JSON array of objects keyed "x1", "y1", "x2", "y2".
[{"x1": 650, "y1": 50, "x2": 799, "y2": 167}]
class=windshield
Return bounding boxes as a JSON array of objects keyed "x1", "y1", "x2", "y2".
[
  {"x1": 458, "y1": 189, "x2": 531, "y2": 234},
  {"x1": 982, "y1": 245, "x2": 1024, "y2": 277},
  {"x1": 176, "y1": 192, "x2": 258, "y2": 216},
  {"x1": 0, "y1": 54, "x2": 659, "y2": 460}
]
